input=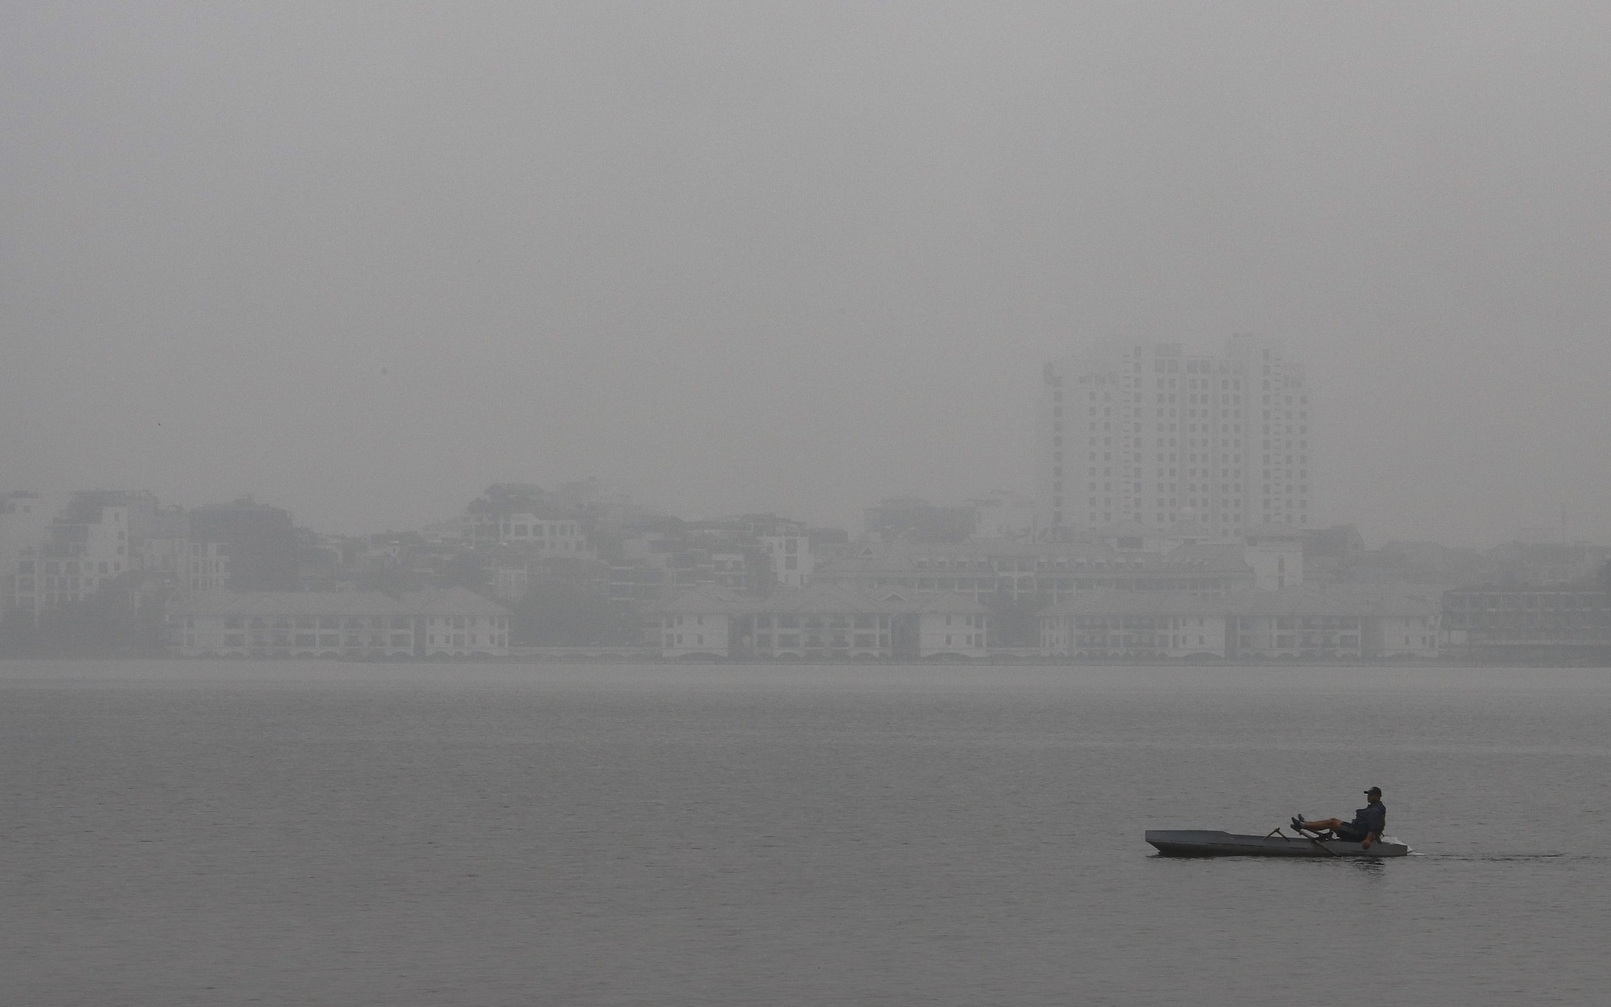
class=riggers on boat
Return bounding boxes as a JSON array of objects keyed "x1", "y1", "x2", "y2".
[{"x1": 1145, "y1": 828, "x2": 1410, "y2": 858}]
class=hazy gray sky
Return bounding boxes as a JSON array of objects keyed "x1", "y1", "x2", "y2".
[{"x1": 4, "y1": 2, "x2": 1608, "y2": 545}]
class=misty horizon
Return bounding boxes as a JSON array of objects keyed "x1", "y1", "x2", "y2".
[{"x1": 6, "y1": 4, "x2": 1609, "y2": 547}]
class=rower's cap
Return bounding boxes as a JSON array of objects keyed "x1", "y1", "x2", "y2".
[{"x1": 1364, "y1": 786, "x2": 1382, "y2": 796}]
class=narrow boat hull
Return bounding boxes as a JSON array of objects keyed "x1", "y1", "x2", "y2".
[{"x1": 1145, "y1": 829, "x2": 1409, "y2": 858}]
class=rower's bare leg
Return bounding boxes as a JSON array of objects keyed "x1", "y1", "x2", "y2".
[{"x1": 1299, "y1": 818, "x2": 1346, "y2": 831}]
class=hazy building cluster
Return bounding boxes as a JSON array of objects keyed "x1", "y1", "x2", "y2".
[{"x1": 4, "y1": 343, "x2": 1609, "y2": 664}]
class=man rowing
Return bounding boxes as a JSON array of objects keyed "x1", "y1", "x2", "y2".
[{"x1": 1292, "y1": 787, "x2": 1387, "y2": 849}]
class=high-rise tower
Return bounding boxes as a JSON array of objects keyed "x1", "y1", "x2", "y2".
[{"x1": 1035, "y1": 336, "x2": 1312, "y2": 534}]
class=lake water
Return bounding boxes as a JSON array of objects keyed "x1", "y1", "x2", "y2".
[{"x1": 4, "y1": 660, "x2": 1608, "y2": 1006}]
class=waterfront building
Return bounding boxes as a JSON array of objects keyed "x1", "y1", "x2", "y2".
[
  {"x1": 1039, "y1": 585, "x2": 1439, "y2": 661},
  {"x1": 649, "y1": 585, "x2": 755, "y2": 659},
  {"x1": 401, "y1": 587, "x2": 513, "y2": 657},
  {"x1": 8, "y1": 490, "x2": 157, "y2": 624},
  {"x1": 1441, "y1": 582, "x2": 1611, "y2": 661},
  {"x1": 647, "y1": 583, "x2": 989, "y2": 661},
  {"x1": 170, "y1": 587, "x2": 510, "y2": 658},
  {"x1": 1035, "y1": 335, "x2": 1311, "y2": 535}
]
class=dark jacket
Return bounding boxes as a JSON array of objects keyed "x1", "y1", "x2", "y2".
[{"x1": 1350, "y1": 802, "x2": 1386, "y2": 838}]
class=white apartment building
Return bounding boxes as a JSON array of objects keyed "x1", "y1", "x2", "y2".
[
  {"x1": 1035, "y1": 336, "x2": 1312, "y2": 535},
  {"x1": 1, "y1": 492, "x2": 56, "y2": 593},
  {"x1": 170, "y1": 586, "x2": 510, "y2": 658},
  {"x1": 9, "y1": 494, "x2": 146, "y2": 623},
  {"x1": 6, "y1": 492, "x2": 240, "y2": 625},
  {"x1": 466, "y1": 511, "x2": 591, "y2": 557},
  {"x1": 1040, "y1": 586, "x2": 1438, "y2": 661},
  {"x1": 760, "y1": 531, "x2": 813, "y2": 587},
  {"x1": 646, "y1": 583, "x2": 988, "y2": 660},
  {"x1": 141, "y1": 533, "x2": 230, "y2": 594}
]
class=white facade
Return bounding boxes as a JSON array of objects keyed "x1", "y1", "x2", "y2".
[
  {"x1": 483, "y1": 513, "x2": 591, "y2": 557},
  {"x1": 761, "y1": 533, "x2": 813, "y2": 587},
  {"x1": 172, "y1": 588, "x2": 510, "y2": 658},
  {"x1": 10, "y1": 504, "x2": 134, "y2": 622},
  {"x1": 659, "y1": 611, "x2": 734, "y2": 658},
  {"x1": 1366, "y1": 614, "x2": 1440, "y2": 658},
  {"x1": 1036, "y1": 336, "x2": 1312, "y2": 535},
  {"x1": 915, "y1": 608, "x2": 989, "y2": 659},
  {"x1": 1245, "y1": 541, "x2": 1303, "y2": 590},
  {"x1": 142, "y1": 536, "x2": 230, "y2": 593},
  {"x1": 174, "y1": 592, "x2": 417, "y2": 658},
  {"x1": 0, "y1": 492, "x2": 54, "y2": 585},
  {"x1": 404, "y1": 588, "x2": 512, "y2": 657},
  {"x1": 646, "y1": 585, "x2": 988, "y2": 661},
  {"x1": 415, "y1": 612, "x2": 509, "y2": 656},
  {"x1": 1041, "y1": 610, "x2": 1228, "y2": 658},
  {"x1": 1040, "y1": 586, "x2": 1438, "y2": 661}
]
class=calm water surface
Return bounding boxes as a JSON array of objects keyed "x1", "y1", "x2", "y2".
[{"x1": 4, "y1": 661, "x2": 1608, "y2": 1006}]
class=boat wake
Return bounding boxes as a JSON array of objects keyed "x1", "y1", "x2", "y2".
[{"x1": 1409, "y1": 852, "x2": 1575, "y2": 862}]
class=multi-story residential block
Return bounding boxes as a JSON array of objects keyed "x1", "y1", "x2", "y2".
[
  {"x1": 8, "y1": 490, "x2": 157, "y2": 623},
  {"x1": 1, "y1": 492, "x2": 56, "y2": 603},
  {"x1": 403, "y1": 587, "x2": 513, "y2": 657},
  {"x1": 647, "y1": 583, "x2": 988, "y2": 660},
  {"x1": 140, "y1": 509, "x2": 232, "y2": 594},
  {"x1": 169, "y1": 586, "x2": 509, "y2": 658},
  {"x1": 1040, "y1": 586, "x2": 1439, "y2": 661},
  {"x1": 650, "y1": 585, "x2": 751, "y2": 658},
  {"x1": 472, "y1": 513, "x2": 590, "y2": 556},
  {"x1": 760, "y1": 528, "x2": 812, "y2": 587},
  {"x1": 1035, "y1": 335, "x2": 1312, "y2": 535},
  {"x1": 1039, "y1": 591, "x2": 1231, "y2": 659},
  {"x1": 1242, "y1": 523, "x2": 1305, "y2": 591},
  {"x1": 460, "y1": 484, "x2": 593, "y2": 558},
  {"x1": 1441, "y1": 582, "x2": 1611, "y2": 661}
]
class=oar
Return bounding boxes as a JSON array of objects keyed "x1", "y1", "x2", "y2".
[{"x1": 1289, "y1": 824, "x2": 1343, "y2": 857}]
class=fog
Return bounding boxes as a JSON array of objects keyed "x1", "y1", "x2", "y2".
[{"x1": 4, "y1": 2, "x2": 1608, "y2": 545}]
